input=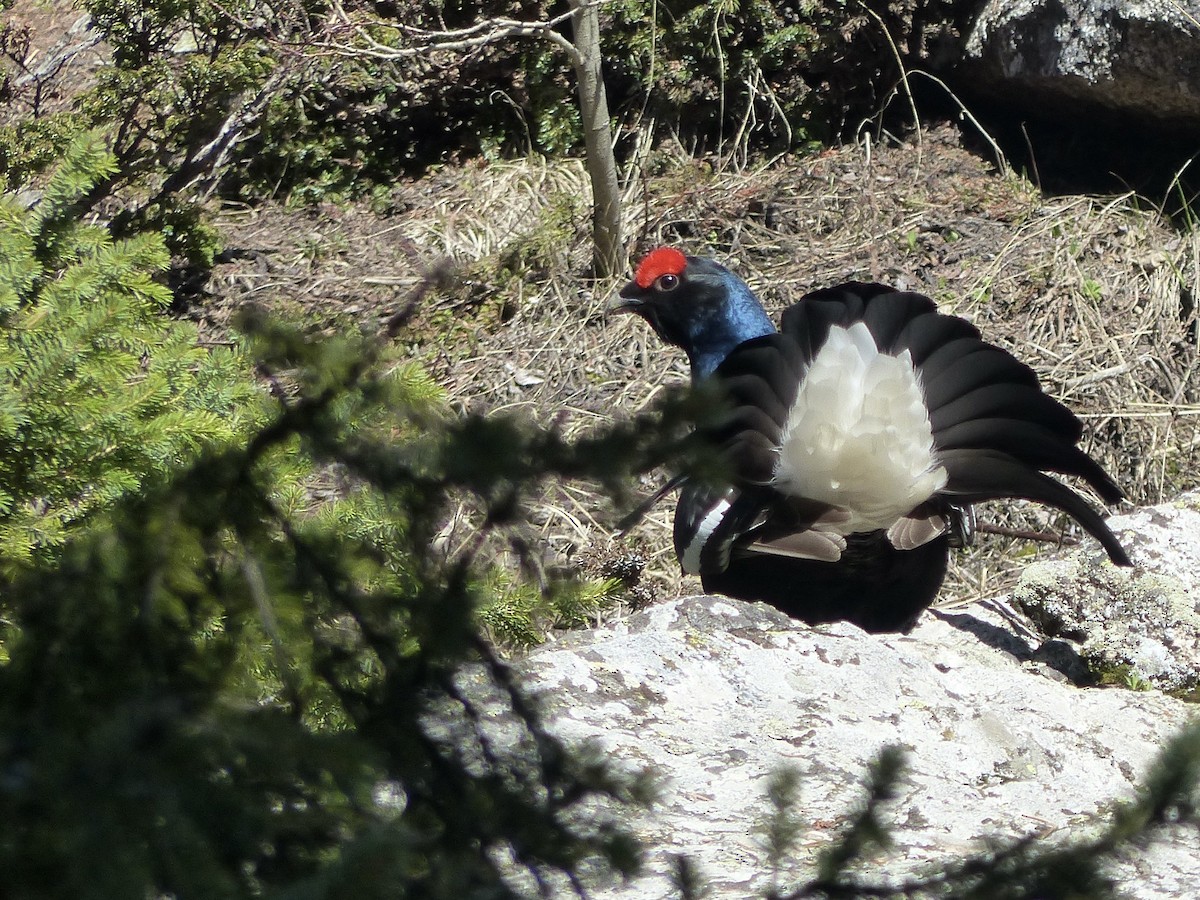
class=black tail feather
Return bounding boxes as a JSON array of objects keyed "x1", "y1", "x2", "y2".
[
  {"x1": 922, "y1": 348, "x2": 1042, "y2": 409},
  {"x1": 717, "y1": 374, "x2": 791, "y2": 427},
  {"x1": 704, "y1": 334, "x2": 810, "y2": 486},
  {"x1": 939, "y1": 448, "x2": 1131, "y2": 566},
  {"x1": 896, "y1": 314, "x2": 979, "y2": 365},
  {"x1": 930, "y1": 383, "x2": 1082, "y2": 441},
  {"x1": 859, "y1": 291, "x2": 940, "y2": 350},
  {"x1": 715, "y1": 341, "x2": 804, "y2": 399},
  {"x1": 934, "y1": 417, "x2": 1124, "y2": 503}
]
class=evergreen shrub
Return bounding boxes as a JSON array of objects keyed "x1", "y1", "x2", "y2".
[{"x1": 0, "y1": 132, "x2": 258, "y2": 571}]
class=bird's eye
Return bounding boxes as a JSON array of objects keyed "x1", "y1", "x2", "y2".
[{"x1": 655, "y1": 273, "x2": 680, "y2": 292}]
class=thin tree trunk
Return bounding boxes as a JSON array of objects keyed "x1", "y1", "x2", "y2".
[{"x1": 569, "y1": 0, "x2": 624, "y2": 278}]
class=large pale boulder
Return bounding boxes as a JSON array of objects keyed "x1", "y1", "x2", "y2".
[{"x1": 513, "y1": 496, "x2": 1200, "y2": 897}]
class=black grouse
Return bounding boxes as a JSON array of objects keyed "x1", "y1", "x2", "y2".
[{"x1": 610, "y1": 247, "x2": 1132, "y2": 633}]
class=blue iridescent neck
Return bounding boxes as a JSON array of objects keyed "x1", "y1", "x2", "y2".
[{"x1": 688, "y1": 274, "x2": 776, "y2": 379}]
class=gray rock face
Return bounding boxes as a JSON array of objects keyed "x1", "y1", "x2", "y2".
[
  {"x1": 518, "y1": 497, "x2": 1200, "y2": 897},
  {"x1": 963, "y1": 0, "x2": 1200, "y2": 124},
  {"x1": 1014, "y1": 494, "x2": 1200, "y2": 697}
]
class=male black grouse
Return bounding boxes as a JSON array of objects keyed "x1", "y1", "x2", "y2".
[{"x1": 611, "y1": 247, "x2": 1132, "y2": 633}]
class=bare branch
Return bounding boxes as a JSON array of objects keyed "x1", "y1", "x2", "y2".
[
  {"x1": 157, "y1": 67, "x2": 293, "y2": 202},
  {"x1": 315, "y1": 0, "x2": 619, "y2": 66},
  {"x1": 13, "y1": 22, "x2": 102, "y2": 90}
]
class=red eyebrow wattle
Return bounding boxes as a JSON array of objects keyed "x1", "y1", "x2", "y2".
[{"x1": 635, "y1": 247, "x2": 687, "y2": 288}]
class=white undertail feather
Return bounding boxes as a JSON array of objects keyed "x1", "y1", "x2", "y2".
[{"x1": 773, "y1": 322, "x2": 948, "y2": 533}]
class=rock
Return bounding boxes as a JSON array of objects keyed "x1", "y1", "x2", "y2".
[
  {"x1": 962, "y1": 0, "x2": 1200, "y2": 125},
  {"x1": 1013, "y1": 494, "x2": 1200, "y2": 698},
  {"x1": 514, "y1": 496, "x2": 1200, "y2": 896}
]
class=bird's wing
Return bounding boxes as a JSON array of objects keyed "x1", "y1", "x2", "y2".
[
  {"x1": 673, "y1": 484, "x2": 769, "y2": 575},
  {"x1": 673, "y1": 481, "x2": 849, "y2": 574}
]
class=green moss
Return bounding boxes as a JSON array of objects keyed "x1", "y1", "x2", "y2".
[{"x1": 1089, "y1": 661, "x2": 1153, "y2": 692}]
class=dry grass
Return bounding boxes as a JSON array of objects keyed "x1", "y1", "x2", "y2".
[{"x1": 205, "y1": 125, "x2": 1200, "y2": 613}]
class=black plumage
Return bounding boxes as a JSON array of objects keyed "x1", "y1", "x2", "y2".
[
  {"x1": 612, "y1": 249, "x2": 1132, "y2": 632},
  {"x1": 681, "y1": 490, "x2": 953, "y2": 633}
]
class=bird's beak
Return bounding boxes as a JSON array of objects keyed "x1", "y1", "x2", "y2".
[{"x1": 606, "y1": 280, "x2": 644, "y2": 314}]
